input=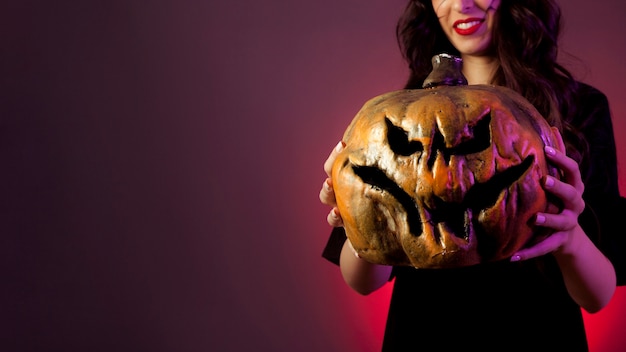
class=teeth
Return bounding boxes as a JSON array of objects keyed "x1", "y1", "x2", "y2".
[{"x1": 456, "y1": 21, "x2": 480, "y2": 30}]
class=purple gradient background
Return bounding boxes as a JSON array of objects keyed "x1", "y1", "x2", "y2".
[{"x1": 1, "y1": 1, "x2": 624, "y2": 351}]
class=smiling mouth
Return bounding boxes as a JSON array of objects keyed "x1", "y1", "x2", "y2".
[{"x1": 453, "y1": 18, "x2": 484, "y2": 35}]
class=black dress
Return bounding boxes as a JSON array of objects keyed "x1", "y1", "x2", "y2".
[{"x1": 322, "y1": 83, "x2": 626, "y2": 351}]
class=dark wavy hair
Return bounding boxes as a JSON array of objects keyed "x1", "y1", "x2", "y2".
[{"x1": 396, "y1": 0, "x2": 587, "y2": 166}]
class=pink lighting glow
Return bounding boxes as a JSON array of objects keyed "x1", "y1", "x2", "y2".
[{"x1": 2, "y1": 1, "x2": 624, "y2": 351}]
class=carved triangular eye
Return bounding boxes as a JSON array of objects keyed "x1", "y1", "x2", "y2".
[
  {"x1": 386, "y1": 118, "x2": 423, "y2": 156},
  {"x1": 445, "y1": 111, "x2": 492, "y2": 156}
]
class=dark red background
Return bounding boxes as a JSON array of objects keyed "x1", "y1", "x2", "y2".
[{"x1": 1, "y1": 1, "x2": 624, "y2": 351}]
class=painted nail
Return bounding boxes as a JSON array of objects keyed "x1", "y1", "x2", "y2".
[
  {"x1": 544, "y1": 176, "x2": 554, "y2": 188},
  {"x1": 335, "y1": 141, "x2": 345, "y2": 153},
  {"x1": 535, "y1": 214, "x2": 546, "y2": 225},
  {"x1": 511, "y1": 255, "x2": 521, "y2": 262}
]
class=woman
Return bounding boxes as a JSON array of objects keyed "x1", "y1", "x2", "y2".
[{"x1": 319, "y1": 0, "x2": 626, "y2": 350}]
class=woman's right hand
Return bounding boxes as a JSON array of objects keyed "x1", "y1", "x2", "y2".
[{"x1": 319, "y1": 141, "x2": 345, "y2": 227}]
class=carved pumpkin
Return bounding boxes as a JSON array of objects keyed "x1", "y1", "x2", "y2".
[{"x1": 331, "y1": 54, "x2": 560, "y2": 269}]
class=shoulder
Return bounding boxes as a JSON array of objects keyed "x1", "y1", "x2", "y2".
[
  {"x1": 570, "y1": 81, "x2": 612, "y2": 126},
  {"x1": 574, "y1": 81, "x2": 609, "y2": 106}
]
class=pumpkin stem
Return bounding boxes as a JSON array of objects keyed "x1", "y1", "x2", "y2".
[{"x1": 422, "y1": 53, "x2": 468, "y2": 88}]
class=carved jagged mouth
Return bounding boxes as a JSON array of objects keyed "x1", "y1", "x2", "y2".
[{"x1": 352, "y1": 155, "x2": 534, "y2": 240}]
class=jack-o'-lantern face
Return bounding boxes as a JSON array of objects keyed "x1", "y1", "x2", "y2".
[{"x1": 331, "y1": 57, "x2": 559, "y2": 269}]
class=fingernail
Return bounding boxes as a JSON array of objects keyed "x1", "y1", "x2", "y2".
[
  {"x1": 510, "y1": 255, "x2": 521, "y2": 262},
  {"x1": 544, "y1": 176, "x2": 554, "y2": 188},
  {"x1": 535, "y1": 214, "x2": 546, "y2": 225},
  {"x1": 324, "y1": 178, "x2": 332, "y2": 191},
  {"x1": 335, "y1": 141, "x2": 345, "y2": 152},
  {"x1": 331, "y1": 208, "x2": 340, "y2": 219},
  {"x1": 545, "y1": 146, "x2": 555, "y2": 156}
]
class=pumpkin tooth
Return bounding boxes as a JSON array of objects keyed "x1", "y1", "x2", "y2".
[{"x1": 429, "y1": 196, "x2": 469, "y2": 242}]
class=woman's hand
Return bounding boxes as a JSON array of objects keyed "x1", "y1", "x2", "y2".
[
  {"x1": 511, "y1": 128, "x2": 616, "y2": 312},
  {"x1": 510, "y1": 128, "x2": 586, "y2": 261},
  {"x1": 319, "y1": 141, "x2": 345, "y2": 227}
]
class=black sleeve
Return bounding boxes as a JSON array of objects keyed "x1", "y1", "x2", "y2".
[
  {"x1": 322, "y1": 227, "x2": 347, "y2": 266},
  {"x1": 582, "y1": 196, "x2": 626, "y2": 286},
  {"x1": 574, "y1": 83, "x2": 626, "y2": 285}
]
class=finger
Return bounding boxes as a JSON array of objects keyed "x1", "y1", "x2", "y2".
[
  {"x1": 323, "y1": 141, "x2": 346, "y2": 177},
  {"x1": 544, "y1": 146, "x2": 584, "y2": 193},
  {"x1": 327, "y1": 207, "x2": 344, "y2": 227},
  {"x1": 550, "y1": 126, "x2": 566, "y2": 153},
  {"x1": 535, "y1": 209, "x2": 579, "y2": 232},
  {"x1": 319, "y1": 178, "x2": 337, "y2": 206},
  {"x1": 543, "y1": 175, "x2": 585, "y2": 215},
  {"x1": 511, "y1": 232, "x2": 566, "y2": 261}
]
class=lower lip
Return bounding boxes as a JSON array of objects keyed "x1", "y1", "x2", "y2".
[{"x1": 454, "y1": 23, "x2": 481, "y2": 35}]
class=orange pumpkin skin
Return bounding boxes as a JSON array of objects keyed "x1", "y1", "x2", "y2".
[{"x1": 331, "y1": 84, "x2": 560, "y2": 269}]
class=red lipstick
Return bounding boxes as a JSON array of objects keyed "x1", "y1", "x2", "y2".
[{"x1": 453, "y1": 17, "x2": 484, "y2": 35}]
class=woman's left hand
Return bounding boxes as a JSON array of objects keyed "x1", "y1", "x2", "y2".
[{"x1": 510, "y1": 128, "x2": 586, "y2": 262}]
